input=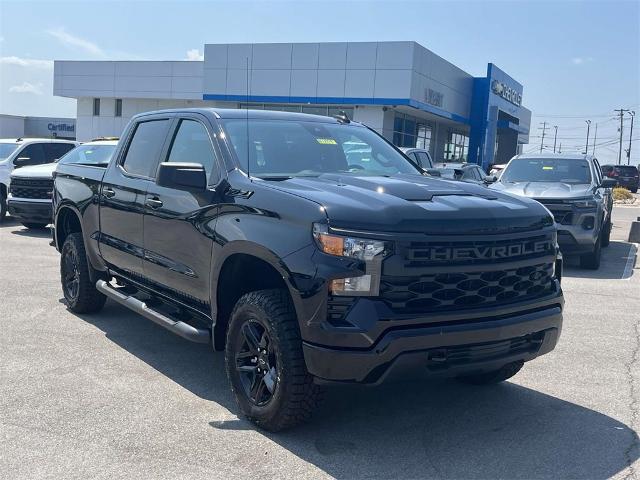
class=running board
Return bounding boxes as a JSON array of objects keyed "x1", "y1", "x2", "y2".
[{"x1": 96, "y1": 280, "x2": 210, "y2": 344}]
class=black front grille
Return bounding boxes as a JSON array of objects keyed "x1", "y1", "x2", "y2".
[
  {"x1": 381, "y1": 262, "x2": 554, "y2": 314},
  {"x1": 534, "y1": 200, "x2": 574, "y2": 225},
  {"x1": 10, "y1": 178, "x2": 53, "y2": 200}
]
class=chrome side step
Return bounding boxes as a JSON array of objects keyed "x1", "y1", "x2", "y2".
[{"x1": 96, "y1": 280, "x2": 210, "y2": 344}]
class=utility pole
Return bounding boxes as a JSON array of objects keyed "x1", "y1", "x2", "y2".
[
  {"x1": 553, "y1": 126, "x2": 558, "y2": 153},
  {"x1": 627, "y1": 111, "x2": 635, "y2": 165},
  {"x1": 584, "y1": 120, "x2": 591, "y2": 154},
  {"x1": 539, "y1": 122, "x2": 548, "y2": 153},
  {"x1": 558, "y1": 143, "x2": 562, "y2": 154},
  {"x1": 614, "y1": 108, "x2": 630, "y2": 164},
  {"x1": 592, "y1": 123, "x2": 597, "y2": 155}
]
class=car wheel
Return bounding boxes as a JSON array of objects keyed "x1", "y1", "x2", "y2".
[
  {"x1": 225, "y1": 289, "x2": 323, "y2": 432},
  {"x1": 457, "y1": 360, "x2": 524, "y2": 385},
  {"x1": 580, "y1": 234, "x2": 602, "y2": 270},
  {"x1": 601, "y1": 219, "x2": 612, "y2": 248},
  {"x1": 22, "y1": 222, "x2": 48, "y2": 229},
  {"x1": 60, "y1": 232, "x2": 107, "y2": 313},
  {"x1": 0, "y1": 191, "x2": 6, "y2": 221}
]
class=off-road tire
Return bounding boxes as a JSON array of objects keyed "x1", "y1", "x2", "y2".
[
  {"x1": 0, "y1": 191, "x2": 6, "y2": 221},
  {"x1": 601, "y1": 219, "x2": 612, "y2": 247},
  {"x1": 22, "y1": 222, "x2": 48, "y2": 229},
  {"x1": 225, "y1": 289, "x2": 323, "y2": 432},
  {"x1": 60, "y1": 232, "x2": 106, "y2": 313},
  {"x1": 457, "y1": 360, "x2": 524, "y2": 385},
  {"x1": 580, "y1": 234, "x2": 602, "y2": 269}
]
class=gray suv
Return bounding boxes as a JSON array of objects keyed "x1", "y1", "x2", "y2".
[{"x1": 490, "y1": 153, "x2": 616, "y2": 269}]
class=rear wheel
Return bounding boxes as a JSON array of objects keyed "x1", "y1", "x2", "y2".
[
  {"x1": 457, "y1": 360, "x2": 524, "y2": 385},
  {"x1": 580, "y1": 234, "x2": 602, "y2": 269},
  {"x1": 225, "y1": 289, "x2": 322, "y2": 431},
  {"x1": 60, "y1": 232, "x2": 106, "y2": 313},
  {"x1": 22, "y1": 222, "x2": 48, "y2": 229}
]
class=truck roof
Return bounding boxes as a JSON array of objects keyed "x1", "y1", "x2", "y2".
[
  {"x1": 514, "y1": 152, "x2": 594, "y2": 161},
  {"x1": 135, "y1": 108, "x2": 357, "y2": 124}
]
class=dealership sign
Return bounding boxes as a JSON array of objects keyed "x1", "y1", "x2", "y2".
[
  {"x1": 491, "y1": 80, "x2": 522, "y2": 107},
  {"x1": 48, "y1": 123, "x2": 75, "y2": 133}
]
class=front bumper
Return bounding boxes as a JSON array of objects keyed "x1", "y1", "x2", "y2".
[
  {"x1": 557, "y1": 225, "x2": 598, "y2": 255},
  {"x1": 7, "y1": 199, "x2": 52, "y2": 224},
  {"x1": 303, "y1": 302, "x2": 562, "y2": 384}
]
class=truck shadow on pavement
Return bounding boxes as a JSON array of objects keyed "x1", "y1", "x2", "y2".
[
  {"x1": 72, "y1": 300, "x2": 638, "y2": 480},
  {"x1": 1, "y1": 217, "x2": 51, "y2": 238},
  {"x1": 562, "y1": 241, "x2": 636, "y2": 280}
]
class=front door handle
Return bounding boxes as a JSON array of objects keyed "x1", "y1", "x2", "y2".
[
  {"x1": 145, "y1": 197, "x2": 163, "y2": 209},
  {"x1": 103, "y1": 187, "x2": 116, "y2": 198}
]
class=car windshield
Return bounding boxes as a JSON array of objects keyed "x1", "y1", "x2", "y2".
[
  {"x1": 501, "y1": 158, "x2": 592, "y2": 184},
  {"x1": 57, "y1": 144, "x2": 116, "y2": 166},
  {"x1": 0, "y1": 143, "x2": 19, "y2": 161},
  {"x1": 615, "y1": 166, "x2": 638, "y2": 175},
  {"x1": 221, "y1": 119, "x2": 421, "y2": 178}
]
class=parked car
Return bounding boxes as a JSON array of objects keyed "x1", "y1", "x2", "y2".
[
  {"x1": 600, "y1": 164, "x2": 639, "y2": 193},
  {"x1": 489, "y1": 163, "x2": 507, "y2": 178},
  {"x1": 0, "y1": 138, "x2": 77, "y2": 220},
  {"x1": 53, "y1": 109, "x2": 563, "y2": 431},
  {"x1": 490, "y1": 153, "x2": 616, "y2": 269},
  {"x1": 399, "y1": 147, "x2": 441, "y2": 176},
  {"x1": 433, "y1": 162, "x2": 495, "y2": 186},
  {"x1": 7, "y1": 139, "x2": 118, "y2": 229}
]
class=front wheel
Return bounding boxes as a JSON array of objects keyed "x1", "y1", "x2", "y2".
[
  {"x1": 580, "y1": 234, "x2": 602, "y2": 269},
  {"x1": 0, "y1": 191, "x2": 6, "y2": 221},
  {"x1": 457, "y1": 360, "x2": 524, "y2": 385},
  {"x1": 601, "y1": 219, "x2": 612, "y2": 247},
  {"x1": 60, "y1": 232, "x2": 106, "y2": 313},
  {"x1": 225, "y1": 289, "x2": 322, "y2": 432}
]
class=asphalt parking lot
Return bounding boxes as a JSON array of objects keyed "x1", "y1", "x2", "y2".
[{"x1": 0, "y1": 206, "x2": 638, "y2": 480}]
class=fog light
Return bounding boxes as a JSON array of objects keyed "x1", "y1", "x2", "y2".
[
  {"x1": 582, "y1": 216, "x2": 595, "y2": 230},
  {"x1": 331, "y1": 275, "x2": 373, "y2": 295}
]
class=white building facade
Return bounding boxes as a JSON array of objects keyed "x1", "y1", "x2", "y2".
[{"x1": 54, "y1": 41, "x2": 531, "y2": 168}]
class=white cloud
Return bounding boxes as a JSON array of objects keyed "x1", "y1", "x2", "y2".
[
  {"x1": 46, "y1": 27, "x2": 104, "y2": 57},
  {"x1": 8, "y1": 82, "x2": 44, "y2": 95},
  {"x1": 0, "y1": 56, "x2": 53, "y2": 69},
  {"x1": 571, "y1": 56, "x2": 594, "y2": 65},
  {"x1": 185, "y1": 49, "x2": 204, "y2": 61}
]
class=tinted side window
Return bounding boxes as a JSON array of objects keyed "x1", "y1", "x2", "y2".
[
  {"x1": 166, "y1": 119, "x2": 217, "y2": 180},
  {"x1": 416, "y1": 152, "x2": 432, "y2": 168},
  {"x1": 122, "y1": 120, "x2": 170, "y2": 177},
  {"x1": 16, "y1": 144, "x2": 45, "y2": 166},
  {"x1": 43, "y1": 143, "x2": 75, "y2": 163}
]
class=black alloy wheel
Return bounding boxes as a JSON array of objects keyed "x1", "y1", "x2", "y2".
[{"x1": 61, "y1": 242, "x2": 81, "y2": 302}]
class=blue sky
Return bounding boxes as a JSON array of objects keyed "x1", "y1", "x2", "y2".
[{"x1": 0, "y1": 0, "x2": 638, "y2": 164}]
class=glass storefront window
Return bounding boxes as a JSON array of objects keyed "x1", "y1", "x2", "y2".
[
  {"x1": 444, "y1": 131, "x2": 469, "y2": 161},
  {"x1": 393, "y1": 113, "x2": 432, "y2": 151}
]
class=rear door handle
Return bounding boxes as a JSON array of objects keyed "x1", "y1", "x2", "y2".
[
  {"x1": 145, "y1": 197, "x2": 163, "y2": 209},
  {"x1": 103, "y1": 187, "x2": 116, "y2": 198}
]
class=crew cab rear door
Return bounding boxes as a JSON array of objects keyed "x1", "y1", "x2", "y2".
[
  {"x1": 98, "y1": 115, "x2": 173, "y2": 276},
  {"x1": 142, "y1": 113, "x2": 223, "y2": 306}
]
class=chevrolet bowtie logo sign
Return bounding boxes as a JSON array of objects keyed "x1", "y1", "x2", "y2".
[{"x1": 491, "y1": 80, "x2": 522, "y2": 107}]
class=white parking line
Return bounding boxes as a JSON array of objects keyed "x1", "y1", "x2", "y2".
[{"x1": 622, "y1": 243, "x2": 638, "y2": 280}]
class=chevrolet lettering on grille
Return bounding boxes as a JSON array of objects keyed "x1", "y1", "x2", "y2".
[{"x1": 423, "y1": 240, "x2": 552, "y2": 261}]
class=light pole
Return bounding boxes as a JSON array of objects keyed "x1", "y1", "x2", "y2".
[
  {"x1": 584, "y1": 120, "x2": 591, "y2": 154},
  {"x1": 628, "y1": 111, "x2": 635, "y2": 165},
  {"x1": 553, "y1": 126, "x2": 558, "y2": 153}
]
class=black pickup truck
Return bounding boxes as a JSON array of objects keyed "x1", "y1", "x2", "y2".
[{"x1": 53, "y1": 109, "x2": 564, "y2": 431}]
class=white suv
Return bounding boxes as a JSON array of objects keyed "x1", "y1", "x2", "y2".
[{"x1": 0, "y1": 138, "x2": 78, "y2": 220}]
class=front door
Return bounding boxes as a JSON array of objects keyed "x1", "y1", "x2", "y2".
[
  {"x1": 142, "y1": 114, "x2": 222, "y2": 306},
  {"x1": 99, "y1": 117, "x2": 172, "y2": 277}
]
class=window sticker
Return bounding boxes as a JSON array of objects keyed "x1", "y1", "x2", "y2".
[
  {"x1": 542, "y1": 166, "x2": 554, "y2": 170},
  {"x1": 316, "y1": 138, "x2": 337, "y2": 145}
]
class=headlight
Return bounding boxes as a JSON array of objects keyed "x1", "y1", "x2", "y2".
[
  {"x1": 571, "y1": 198, "x2": 597, "y2": 209},
  {"x1": 313, "y1": 223, "x2": 389, "y2": 296}
]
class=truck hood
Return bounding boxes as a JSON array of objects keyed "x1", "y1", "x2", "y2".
[
  {"x1": 490, "y1": 181, "x2": 593, "y2": 200},
  {"x1": 10, "y1": 163, "x2": 57, "y2": 179},
  {"x1": 260, "y1": 173, "x2": 553, "y2": 234}
]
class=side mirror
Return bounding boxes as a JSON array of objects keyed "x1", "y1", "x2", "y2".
[
  {"x1": 600, "y1": 178, "x2": 617, "y2": 189},
  {"x1": 13, "y1": 157, "x2": 31, "y2": 168},
  {"x1": 423, "y1": 168, "x2": 441, "y2": 177},
  {"x1": 156, "y1": 162, "x2": 207, "y2": 191},
  {"x1": 484, "y1": 175, "x2": 498, "y2": 184}
]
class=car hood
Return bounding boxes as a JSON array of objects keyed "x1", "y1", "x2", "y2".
[
  {"x1": 491, "y1": 181, "x2": 593, "y2": 200},
  {"x1": 260, "y1": 173, "x2": 553, "y2": 234},
  {"x1": 10, "y1": 163, "x2": 57, "y2": 179}
]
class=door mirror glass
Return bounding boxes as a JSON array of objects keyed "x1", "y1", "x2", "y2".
[
  {"x1": 601, "y1": 178, "x2": 617, "y2": 188},
  {"x1": 156, "y1": 162, "x2": 207, "y2": 191}
]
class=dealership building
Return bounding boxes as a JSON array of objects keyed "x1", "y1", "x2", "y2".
[
  {"x1": 0, "y1": 114, "x2": 76, "y2": 140},
  {"x1": 53, "y1": 41, "x2": 531, "y2": 169}
]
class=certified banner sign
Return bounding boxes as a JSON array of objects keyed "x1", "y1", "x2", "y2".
[{"x1": 491, "y1": 80, "x2": 522, "y2": 107}]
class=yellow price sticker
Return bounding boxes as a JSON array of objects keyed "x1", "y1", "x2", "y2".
[
  {"x1": 316, "y1": 138, "x2": 337, "y2": 145},
  {"x1": 542, "y1": 166, "x2": 554, "y2": 170}
]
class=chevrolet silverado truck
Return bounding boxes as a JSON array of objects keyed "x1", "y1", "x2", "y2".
[
  {"x1": 53, "y1": 109, "x2": 564, "y2": 431},
  {"x1": 490, "y1": 153, "x2": 616, "y2": 269}
]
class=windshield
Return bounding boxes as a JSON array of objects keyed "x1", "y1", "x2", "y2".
[
  {"x1": 0, "y1": 143, "x2": 19, "y2": 161},
  {"x1": 501, "y1": 158, "x2": 592, "y2": 184},
  {"x1": 221, "y1": 119, "x2": 421, "y2": 178},
  {"x1": 57, "y1": 144, "x2": 116, "y2": 166}
]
